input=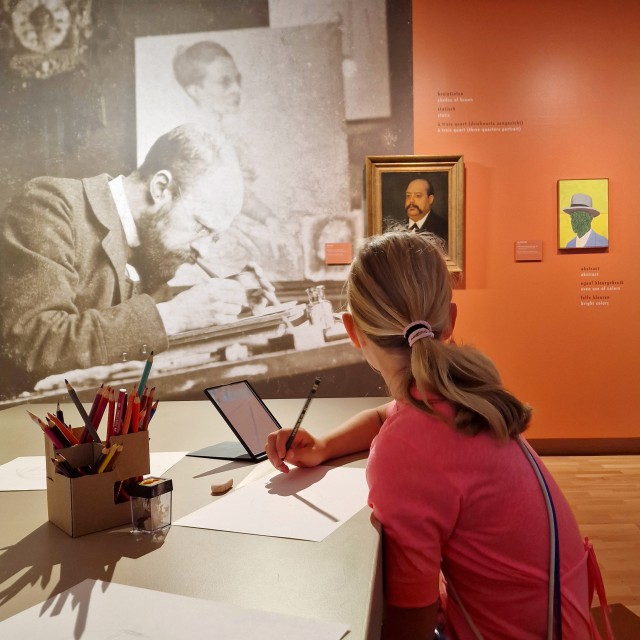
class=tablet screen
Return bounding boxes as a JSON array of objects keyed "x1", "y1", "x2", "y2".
[{"x1": 204, "y1": 381, "x2": 281, "y2": 459}]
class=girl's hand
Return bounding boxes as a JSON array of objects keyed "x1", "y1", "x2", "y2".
[{"x1": 265, "y1": 427, "x2": 327, "y2": 473}]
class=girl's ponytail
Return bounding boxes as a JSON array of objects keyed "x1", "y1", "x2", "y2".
[{"x1": 347, "y1": 230, "x2": 531, "y2": 441}]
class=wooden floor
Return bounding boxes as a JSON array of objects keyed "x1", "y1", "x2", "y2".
[{"x1": 543, "y1": 455, "x2": 640, "y2": 618}]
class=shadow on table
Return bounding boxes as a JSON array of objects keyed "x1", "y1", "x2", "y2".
[{"x1": 0, "y1": 522, "x2": 166, "y2": 638}]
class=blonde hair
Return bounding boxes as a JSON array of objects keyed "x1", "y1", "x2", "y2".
[{"x1": 346, "y1": 230, "x2": 531, "y2": 440}]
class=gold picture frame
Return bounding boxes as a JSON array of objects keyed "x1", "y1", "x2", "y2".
[{"x1": 365, "y1": 155, "x2": 464, "y2": 273}]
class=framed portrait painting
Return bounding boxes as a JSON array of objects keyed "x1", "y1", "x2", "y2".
[
  {"x1": 365, "y1": 155, "x2": 464, "y2": 273},
  {"x1": 558, "y1": 178, "x2": 609, "y2": 251}
]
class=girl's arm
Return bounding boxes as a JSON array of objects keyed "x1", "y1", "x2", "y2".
[{"x1": 265, "y1": 402, "x2": 392, "y2": 473}]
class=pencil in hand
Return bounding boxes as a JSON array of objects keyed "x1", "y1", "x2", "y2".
[{"x1": 284, "y1": 376, "x2": 321, "y2": 453}]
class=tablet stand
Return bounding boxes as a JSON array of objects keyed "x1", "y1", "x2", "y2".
[{"x1": 187, "y1": 441, "x2": 258, "y2": 462}]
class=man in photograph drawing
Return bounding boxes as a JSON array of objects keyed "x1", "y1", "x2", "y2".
[{"x1": 0, "y1": 123, "x2": 264, "y2": 399}]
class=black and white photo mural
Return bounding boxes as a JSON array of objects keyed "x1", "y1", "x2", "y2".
[{"x1": 0, "y1": 0, "x2": 413, "y2": 404}]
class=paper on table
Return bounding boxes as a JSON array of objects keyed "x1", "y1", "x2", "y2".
[
  {"x1": 235, "y1": 458, "x2": 273, "y2": 489},
  {"x1": 0, "y1": 452, "x2": 187, "y2": 492},
  {"x1": 148, "y1": 451, "x2": 188, "y2": 478},
  {"x1": 174, "y1": 465, "x2": 369, "y2": 542},
  {"x1": 0, "y1": 579, "x2": 349, "y2": 640},
  {"x1": 0, "y1": 457, "x2": 46, "y2": 491}
]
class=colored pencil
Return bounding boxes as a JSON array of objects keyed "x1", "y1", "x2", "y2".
[
  {"x1": 27, "y1": 411, "x2": 65, "y2": 449},
  {"x1": 97, "y1": 443, "x2": 121, "y2": 473},
  {"x1": 88, "y1": 383, "x2": 104, "y2": 425},
  {"x1": 137, "y1": 351, "x2": 154, "y2": 398},
  {"x1": 121, "y1": 386, "x2": 136, "y2": 435},
  {"x1": 131, "y1": 394, "x2": 141, "y2": 433},
  {"x1": 141, "y1": 387, "x2": 154, "y2": 431},
  {"x1": 113, "y1": 388, "x2": 126, "y2": 437},
  {"x1": 149, "y1": 399, "x2": 159, "y2": 423},
  {"x1": 46, "y1": 412, "x2": 80, "y2": 445},
  {"x1": 64, "y1": 379, "x2": 101, "y2": 443},
  {"x1": 102, "y1": 444, "x2": 123, "y2": 473},
  {"x1": 93, "y1": 385, "x2": 110, "y2": 429}
]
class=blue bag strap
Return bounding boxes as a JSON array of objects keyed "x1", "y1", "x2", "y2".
[
  {"x1": 517, "y1": 436, "x2": 562, "y2": 640},
  {"x1": 443, "y1": 438, "x2": 562, "y2": 640}
]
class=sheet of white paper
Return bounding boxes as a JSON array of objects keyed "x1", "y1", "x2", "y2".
[
  {"x1": 0, "y1": 579, "x2": 349, "y2": 640},
  {"x1": 0, "y1": 452, "x2": 187, "y2": 492},
  {"x1": 174, "y1": 465, "x2": 368, "y2": 541},
  {"x1": 148, "y1": 451, "x2": 187, "y2": 478},
  {"x1": 0, "y1": 457, "x2": 46, "y2": 491},
  {"x1": 235, "y1": 458, "x2": 273, "y2": 489}
]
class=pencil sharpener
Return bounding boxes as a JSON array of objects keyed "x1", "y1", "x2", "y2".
[{"x1": 129, "y1": 477, "x2": 173, "y2": 533}]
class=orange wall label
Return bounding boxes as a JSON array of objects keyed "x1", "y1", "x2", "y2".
[
  {"x1": 515, "y1": 240, "x2": 542, "y2": 261},
  {"x1": 325, "y1": 242, "x2": 353, "y2": 265}
]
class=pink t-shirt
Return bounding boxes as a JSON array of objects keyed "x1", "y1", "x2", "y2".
[{"x1": 366, "y1": 398, "x2": 591, "y2": 639}]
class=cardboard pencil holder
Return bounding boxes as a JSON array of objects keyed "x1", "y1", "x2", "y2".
[{"x1": 45, "y1": 428, "x2": 150, "y2": 537}]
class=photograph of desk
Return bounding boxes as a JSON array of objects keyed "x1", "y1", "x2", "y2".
[
  {"x1": 0, "y1": 283, "x2": 386, "y2": 409},
  {"x1": 0, "y1": 398, "x2": 384, "y2": 639},
  {"x1": 0, "y1": 339, "x2": 384, "y2": 408}
]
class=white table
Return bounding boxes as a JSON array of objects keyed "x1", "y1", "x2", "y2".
[{"x1": 0, "y1": 398, "x2": 385, "y2": 639}]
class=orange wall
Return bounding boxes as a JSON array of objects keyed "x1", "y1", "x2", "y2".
[{"x1": 412, "y1": 0, "x2": 640, "y2": 439}]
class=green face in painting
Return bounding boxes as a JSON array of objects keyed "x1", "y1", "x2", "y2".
[{"x1": 570, "y1": 210, "x2": 594, "y2": 238}]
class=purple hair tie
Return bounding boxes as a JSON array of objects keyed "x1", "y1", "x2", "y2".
[{"x1": 404, "y1": 321, "x2": 435, "y2": 347}]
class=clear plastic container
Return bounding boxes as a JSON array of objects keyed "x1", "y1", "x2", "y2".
[{"x1": 129, "y1": 477, "x2": 173, "y2": 533}]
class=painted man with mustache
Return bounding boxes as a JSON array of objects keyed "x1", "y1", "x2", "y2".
[{"x1": 404, "y1": 178, "x2": 448, "y2": 246}]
